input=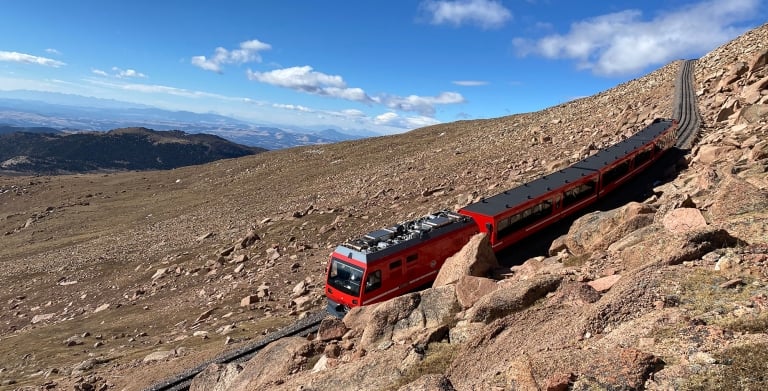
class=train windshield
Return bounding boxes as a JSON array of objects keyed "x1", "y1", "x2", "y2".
[{"x1": 327, "y1": 257, "x2": 364, "y2": 297}]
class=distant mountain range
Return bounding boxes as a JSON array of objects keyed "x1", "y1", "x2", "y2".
[
  {"x1": 0, "y1": 90, "x2": 378, "y2": 149},
  {"x1": 0, "y1": 126, "x2": 266, "y2": 175}
]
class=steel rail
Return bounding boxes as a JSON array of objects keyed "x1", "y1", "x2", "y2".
[{"x1": 674, "y1": 59, "x2": 701, "y2": 149}]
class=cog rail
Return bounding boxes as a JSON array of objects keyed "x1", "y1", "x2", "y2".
[{"x1": 674, "y1": 59, "x2": 701, "y2": 149}]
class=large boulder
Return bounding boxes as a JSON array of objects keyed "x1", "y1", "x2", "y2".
[
  {"x1": 455, "y1": 275, "x2": 500, "y2": 309},
  {"x1": 269, "y1": 344, "x2": 418, "y2": 391},
  {"x1": 433, "y1": 233, "x2": 498, "y2": 287},
  {"x1": 736, "y1": 103, "x2": 768, "y2": 123},
  {"x1": 465, "y1": 275, "x2": 562, "y2": 323},
  {"x1": 564, "y1": 202, "x2": 656, "y2": 255},
  {"x1": 575, "y1": 348, "x2": 662, "y2": 390},
  {"x1": 226, "y1": 337, "x2": 315, "y2": 391},
  {"x1": 709, "y1": 176, "x2": 768, "y2": 220},
  {"x1": 190, "y1": 363, "x2": 242, "y2": 391},
  {"x1": 662, "y1": 208, "x2": 708, "y2": 234},
  {"x1": 346, "y1": 285, "x2": 460, "y2": 351},
  {"x1": 509, "y1": 255, "x2": 565, "y2": 281},
  {"x1": 618, "y1": 227, "x2": 741, "y2": 268},
  {"x1": 694, "y1": 144, "x2": 738, "y2": 165},
  {"x1": 740, "y1": 75, "x2": 768, "y2": 104}
]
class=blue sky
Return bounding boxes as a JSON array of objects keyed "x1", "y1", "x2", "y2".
[{"x1": 0, "y1": 0, "x2": 765, "y2": 135}]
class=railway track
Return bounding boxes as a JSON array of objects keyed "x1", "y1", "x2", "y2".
[
  {"x1": 145, "y1": 311, "x2": 327, "y2": 391},
  {"x1": 674, "y1": 59, "x2": 701, "y2": 149},
  {"x1": 145, "y1": 60, "x2": 700, "y2": 391}
]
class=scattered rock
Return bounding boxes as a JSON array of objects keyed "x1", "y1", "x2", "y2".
[
  {"x1": 219, "y1": 246, "x2": 235, "y2": 257},
  {"x1": 317, "y1": 317, "x2": 348, "y2": 342},
  {"x1": 662, "y1": 208, "x2": 708, "y2": 234},
  {"x1": 455, "y1": 275, "x2": 499, "y2": 309},
  {"x1": 195, "y1": 308, "x2": 215, "y2": 323},
  {"x1": 189, "y1": 363, "x2": 242, "y2": 391},
  {"x1": 143, "y1": 350, "x2": 175, "y2": 363},
  {"x1": 93, "y1": 304, "x2": 110, "y2": 313},
  {"x1": 240, "y1": 295, "x2": 258, "y2": 307},
  {"x1": 719, "y1": 278, "x2": 745, "y2": 289},
  {"x1": 466, "y1": 275, "x2": 562, "y2": 323},
  {"x1": 31, "y1": 313, "x2": 55, "y2": 324},
  {"x1": 587, "y1": 275, "x2": 622, "y2": 292}
]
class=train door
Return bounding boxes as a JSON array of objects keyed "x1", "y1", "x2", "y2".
[
  {"x1": 389, "y1": 258, "x2": 404, "y2": 290},
  {"x1": 404, "y1": 253, "x2": 419, "y2": 287}
]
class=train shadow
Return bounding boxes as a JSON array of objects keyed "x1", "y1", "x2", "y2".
[{"x1": 496, "y1": 147, "x2": 690, "y2": 267}]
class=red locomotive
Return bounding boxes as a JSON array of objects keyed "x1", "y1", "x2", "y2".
[{"x1": 326, "y1": 119, "x2": 678, "y2": 317}]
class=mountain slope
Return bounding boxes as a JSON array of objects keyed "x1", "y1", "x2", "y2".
[{"x1": 0, "y1": 127, "x2": 266, "y2": 174}]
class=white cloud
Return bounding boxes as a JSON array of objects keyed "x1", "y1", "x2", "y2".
[
  {"x1": 341, "y1": 109, "x2": 366, "y2": 117},
  {"x1": 513, "y1": 0, "x2": 761, "y2": 76},
  {"x1": 247, "y1": 66, "x2": 372, "y2": 102},
  {"x1": 192, "y1": 39, "x2": 271, "y2": 73},
  {"x1": 452, "y1": 80, "x2": 488, "y2": 86},
  {"x1": 273, "y1": 103, "x2": 313, "y2": 112},
  {"x1": 91, "y1": 67, "x2": 147, "y2": 78},
  {"x1": 248, "y1": 66, "x2": 465, "y2": 116},
  {"x1": 86, "y1": 79, "x2": 243, "y2": 101},
  {"x1": 379, "y1": 91, "x2": 465, "y2": 116},
  {"x1": 112, "y1": 67, "x2": 147, "y2": 78},
  {"x1": 374, "y1": 112, "x2": 399, "y2": 125},
  {"x1": 45, "y1": 48, "x2": 61, "y2": 55},
  {"x1": 421, "y1": 0, "x2": 512, "y2": 29},
  {"x1": 374, "y1": 111, "x2": 441, "y2": 128},
  {"x1": 0, "y1": 51, "x2": 66, "y2": 67}
]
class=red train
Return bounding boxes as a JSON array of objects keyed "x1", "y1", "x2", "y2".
[{"x1": 326, "y1": 119, "x2": 678, "y2": 317}]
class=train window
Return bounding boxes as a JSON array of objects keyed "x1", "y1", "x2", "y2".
[
  {"x1": 390, "y1": 260, "x2": 402, "y2": 269},
  {"x1": 635, "y1": 148, "x2": 652, "y2": 166},
  {"x1": 327, "y1": 258, "x2": 364, "y2": 297},
  {"x1": 365, "y1": 270, "x2": 381, "y2": 293},
  {"x1": 497, "y1": 217, "x2": 510, "y2": 231},
  {"x1": 562, "y1": 178, "x2": 598, "y2": 208},
  {"x1": 406, "y1": 254, "x2": 418, "y2": 263},
  {"x1": 497, "y1": 199, "x2": 554, "y2": 239},
  {"x1": 602, "y1": 160, "x2": 631, "y2": 185}
]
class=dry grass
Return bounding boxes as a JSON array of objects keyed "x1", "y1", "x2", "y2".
[
  {"x1": 682, "y1": 343, "x2": 768, "y2": 390},
  {"x1": 388, "y1": 342, "x2": 458, "y2": 390}
]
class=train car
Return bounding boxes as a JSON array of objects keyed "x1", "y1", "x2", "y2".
[
  {"x1": 325, "y1": 210, "x2": 478, "y2": 317},
  {"x1": 459, "y1": 119, "x2": 677, "y2": 251},
  {"x1": 326, "y1": 118, "x2": 677, "y2": 316}
]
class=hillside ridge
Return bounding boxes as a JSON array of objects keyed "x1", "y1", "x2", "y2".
[{"x1": 0, "y1": 126, "x2": 266, "y2": 175}]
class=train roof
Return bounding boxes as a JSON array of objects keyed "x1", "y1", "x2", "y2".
[
  {"x1": 574, "y1": 119, "x2": 673, "y2": 171},
  {"x1": 459, "y1": 165, "x2": 596, "y2": 216},
  {"x1": 334, "y1": 210, "x2": 476, "y2": 264},
  {"x1": 460, "y1": 119, "x2": 674, "y2": 217}
]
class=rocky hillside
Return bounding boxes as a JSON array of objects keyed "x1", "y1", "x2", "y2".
[
  {"x1": 0, "y1": 24, "x2": 765, "y2": 391},
  {"x1": 0, "y1": 127, "x2": 266, "y2": 175}
]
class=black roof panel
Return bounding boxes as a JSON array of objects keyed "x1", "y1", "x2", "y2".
[
  {"x1": 461, "y1": 119, "x2": 674, "y2": 217},
  {"x1": 460, "y1": 166, "x2": 596, "y2": 216}
]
